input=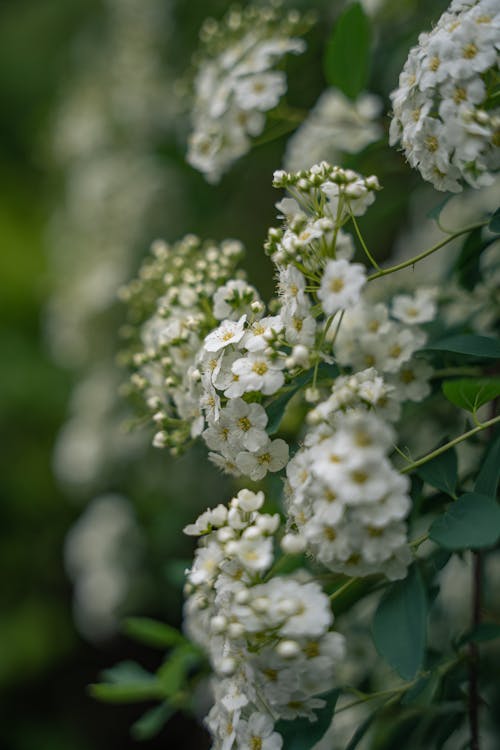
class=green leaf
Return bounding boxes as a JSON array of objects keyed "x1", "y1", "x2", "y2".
[
  {"x1": 475, "y1": 432, "x2": 500, "y2": 497},
  {"x1": 488, "y1": 206, "x2": 500, "y2": 233},
  {"x1": 344, "y1": 709, "x2": 378, "y2": 750},
  {"x1": 276, "y1": 689, "x2": 341, "y2": 750},
  {"x1": 372, "y1": 565, "x2": 427, "y2": 681},
  {"x1": 442, "y1": 377, "x2": 500, "y2": 413},
  {"x1": 124, "y1": 617, "x2": 185, "y2": 649},
  {"x1": 458, "y1": 622, "x2": 500, "y2": 646},
  {"x1": 89, "y1": 661, "x2": 162, "y2": 704},
  {"x1": 101, "y1": 661, "x2": 156, "y2": 685},
  {"x1": 157, "y1": 644, "x2": 201, "y2": 698},
  {"x1": 401, "y1": 673, "x2": 440, "y2": 707},
  {"x1": 130, "y1": 703, "x2": 174, "y2": 741},
  {"x1": 416, "y1": 447, "x2": 457, "y2": 497},
  {"x1": 424, "y1": 334, "x2": 500, "y2": 360},
  {"x1": 429, "y1": 492, "x2": 500, "y2": 550},
  {"x1": 454, "y1": 227, "x2": 496, "y2": 290},
  {"x1": 89, "y1": 682, "x2": 162, "y2": 703},
  {"x1": 324, "y1": 3, "x2": 371, "y2": 99}
]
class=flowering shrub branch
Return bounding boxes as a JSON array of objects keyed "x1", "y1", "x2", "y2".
[{"x1": 89, "y1": 1, "x2": 500, "y2": 748}]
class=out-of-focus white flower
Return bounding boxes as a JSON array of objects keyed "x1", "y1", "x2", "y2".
[{"x1": 390, "y1": 0, "x2": 500, "y2": 191}]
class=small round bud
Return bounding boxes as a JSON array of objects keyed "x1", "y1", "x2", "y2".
[
  {"x1": 235, "y1": 589, "x2": 249, "y2": 605},
  {"x1": 256, "y1": 513, "x2": 280, "y2": 534},
  {"x1": 291, "y1": 345, "x2": 310, "y2": 368},
  {"x1": 345, "y1": 182, "x2": 365, "y2": 199},
  {"x1": 305, "y1": 387, "x2": 320, "y2": 403},
  {"x1": 281, "y1": 533, "x2": 306, "y2": 555},
  {"x1": 236, "y1": 489, "x2": 264, "y2": 512},
  {"x1": 217, "y1": 527, "x2": 235, "y2": 543},
  {"x1": 225, "y1": 540, "x2": 239, "y2": 557},
  {"x1": 306, "y1": 408, "x2": 322, "y2": 425},
  {"x1": 242, "y1": 526, "x2": 262, "y2": 541},
  {"x1": 276, "y1": 640, "x2": 300, "y2": 659},
  {"x1": 219, "y1": 657, "x2": 237, "y2": 676},
  {"x1": 210, "y1": 615, "x2": 227, "y2": 634},
  {"x1": 228, "y1": 508, "x2": 247, "y2": 530},
  {"x1": 366, "y1": 175, "x2": 380, "y2": 190},
  {"x1": 252, "y1": 596, "x2": 270, "y2": 613},
  {"x1": 152, "y1": 431, "x2": 167, "y2": 448}
]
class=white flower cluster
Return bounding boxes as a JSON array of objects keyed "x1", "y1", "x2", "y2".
[
  {"x1": 120, "y1": 235, "x2": 245, "y2": 450},
  {"x1": 389, "y1": 0, "x2": 500, "y2": 192},
  {"x1": 285, "y1": 407, "x2": 413, "y2": 580},
  {"x1": 193, "y1": 163, "x2": 383, "y2": 480},
  {"x1": 285, "y1": 89, "x2": 383, "y2": 173},
  {"x1": 64, "y1": 494, "x2": 142, "y2": 640},
  {"x1": 333, "y1": 296, "x2": 436, "y2": 421},
  {"x1": 183, "y1": 489, "x2": 346, "y2": 750},
  {"x1": 187, "y1": 1, "x2": 314, "y2": 183}
]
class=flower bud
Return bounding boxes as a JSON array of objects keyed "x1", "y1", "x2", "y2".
[
  {"x1": 281, "y1": 533, "x2": 306, "y2": 555},
  {"x1": 276, "y1": 640, "x2": 300, "y2": 659},
  {"x1": 210, "y1": 615, "x2": 227, "y2": 634},
  {"x1": 219, "y1": 657, "x2": 236, "y2": 676}
]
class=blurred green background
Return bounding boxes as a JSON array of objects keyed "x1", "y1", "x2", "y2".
[{"x1": 0, "y1": 0, "x2": 448, "y2": 747}]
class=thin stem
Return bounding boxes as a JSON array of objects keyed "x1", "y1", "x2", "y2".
[
  {"x1": 467, "y1": 397, "x2": 497, "y2": 750},
  {"x1": 312, "y1": 313, "x2": 335, "y2": 390},
  {"x1": 409, "y1": 533, "x2": 429, "y2": 549},
  {"x1": 263, "y1": 554, "x2": 290, "y2": 582},
  {"x1": 367, "y1": 221, "x2": 488, "y2": 282},
  {"x1": 330, "y1": 309, "x2": 345, "y2": 350},
  {"x1": 329, "y1": 577, "x2": 358, "y2": 601},
  {"x1": 469, "y1": 551, "x2": 482, "y2": 750},
  {"x1": 431, "y1": 366, "x2": 483, "y2": 379},
  {"x1": 400, "y1": 415, "x2": 500, "y2": 475},
  {"x1": 350, "y1": 211, "x2": 381, "y2": 271}
]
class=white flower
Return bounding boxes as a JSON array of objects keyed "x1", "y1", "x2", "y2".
[
  {"x1": 203, "y1": 419, "x2": 235, "y2": 455},
  {"x1": 226, "y1": 536, "x2": 274, "y2": 573},
  {"x1": 204, "y1": 315, "x2": 247, "y2": 352},
  {"x1": 285, "y1": 88, "x2": 383, "y2": 172},
  {"x1": 233, "y1": 488, "x2": 265, "y2": 512},
  {"x1": 236, "y1": 438, "x2": 289, "y2": 481},
  {"x1": 236, "y1": 712, "x2": 283, "y2": 750},
  {"x1": 234, "y1": 71, "x2": 287, "y2": 111},
  {"x1": 389, "y1": 357, "x2": 434, "y2": 402},
  {"x1": 243, "y1": 315, "x2": 284, "y2": 352},
  {"x1": 392, "y1": 288, "x2": 438, "y2": 324},
  {"x1": 188, "y1": 541, "x2": 225, "y2": 585},
  {"x1": 209, "y1": 451, "x2": 241, "y2": 477},
  {"x1": 184, "y1": 504, "x2": 228, "y2": 536},
  {"x1": 213, "y1": 280, "x2": 261, "y2": 320},
  {"x1": 187, "y1": 7, "x2": 310, "y2": 182},
  {"x1": 389, "y1": 0, "x2": 500, "y2": 190},
  {"x1": 318, "y1": 259, "x2": 366, "y2": 314},
  {"x1": 222, "y1": 398, "x2": 269, "y2": 451},
  {"x1": 277, "y1": 265, "x2": 309, "y2": 316},
  {"x1": 283, "y1": 312, "x2": 317, "y2": 348},
  {"x1": 231, "y1": 352, "x2": 285, "y2": 395}
]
